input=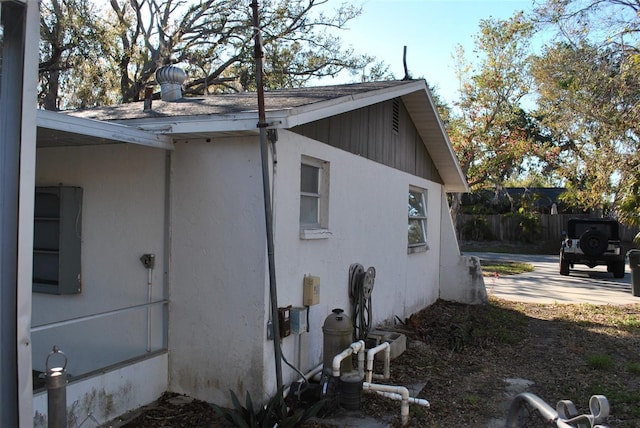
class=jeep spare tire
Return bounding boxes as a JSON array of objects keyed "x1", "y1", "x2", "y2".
[{"x1": 580, "y1": 230, "x2": 608, "y2": 256}]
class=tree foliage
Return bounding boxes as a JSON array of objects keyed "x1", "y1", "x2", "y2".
[
  {"x1": 530, "y1": 0, "x2": 640, "y2": 224},
  {"x1": 39, "y1": 0, "x2": 118, "y2": 109},
  {"x1": 38, "y1": 0, "x2": 382, "y2": 107},
  {"x1": 447, "y1": 1, "x2": 640, "y2": 227},
  {"x1": 448, "y1": 13, "x2": 552, "y2": 192}
]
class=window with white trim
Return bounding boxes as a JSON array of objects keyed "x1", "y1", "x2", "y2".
[
  {"x1": 408, "y1": 187, "x2": 427, "y2": 251},
  {"x1": 300, "y1": 156, "x2": 330, "y2": 238}
]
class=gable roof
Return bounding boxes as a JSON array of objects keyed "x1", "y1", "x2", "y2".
[{"x1": 43, "y1": 80, "x2": 468, "y2": 192}]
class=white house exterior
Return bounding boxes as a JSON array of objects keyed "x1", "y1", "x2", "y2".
[{"x1": 21, "y1": 77, "x2": 485, "y2": 426}]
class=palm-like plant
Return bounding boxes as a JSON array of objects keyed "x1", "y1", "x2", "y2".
[{"x1": 211, "y1": 386, "x2": 325, "y2": 428}]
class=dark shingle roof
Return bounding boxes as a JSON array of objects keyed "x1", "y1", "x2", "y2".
[{"x1": 69, "y1": 80, "x2": 412, "y2": 121}]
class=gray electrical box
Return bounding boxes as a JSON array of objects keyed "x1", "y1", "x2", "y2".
[
  {"x1": 33, "y1": 186, "x2": 83, "y2": 294},
  {"x1": 290, "y1": 307, "x2": 308, "y2": 334}
]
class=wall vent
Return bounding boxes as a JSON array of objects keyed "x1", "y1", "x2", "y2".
[{"x1": 392, "y1": 98, "x2": 400, "y2": 134}]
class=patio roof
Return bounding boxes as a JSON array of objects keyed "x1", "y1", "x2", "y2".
[{"x1": 36, "y1": 109, "x2": 174, "y2": 150}]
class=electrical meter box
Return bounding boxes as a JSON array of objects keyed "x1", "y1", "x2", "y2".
[{"x1": 303, "y1": 276, "x2": 320, "y2": 306}]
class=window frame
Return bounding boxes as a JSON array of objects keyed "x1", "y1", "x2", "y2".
[
  {"x1": 299, "y1": 156, "x2": 330, "y2": 239},
  {"x1": 408, "y1": 187, "x2": 428, "y2": 253}
]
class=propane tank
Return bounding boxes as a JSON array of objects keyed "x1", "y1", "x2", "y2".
[{"x1": 322, "y1": 308, "x2": 354, "y2": 375}]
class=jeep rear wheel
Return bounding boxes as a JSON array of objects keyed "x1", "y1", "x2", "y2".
[{"x1": 580, "y1": 230, "x2": 608, "y2": 256}]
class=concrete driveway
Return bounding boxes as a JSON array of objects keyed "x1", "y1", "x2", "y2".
[{"x1": 464, "y1": 252, "x2": 639, "y2": 305}]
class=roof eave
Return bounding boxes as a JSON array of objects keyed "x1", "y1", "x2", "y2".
[
  {"x1": 401, "y1": 84, "x2": 469, "y2": 193},
  {"x1": 37, "y1": 109, "x2": 174, "y2": 150}
]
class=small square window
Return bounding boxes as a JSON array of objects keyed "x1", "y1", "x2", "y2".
[
  {"x1": 300, "y1": 156, "x2": 330, "y2": 238},
  {"x1": 408, "y1": 188, "x2": 427, "y2": 251}
]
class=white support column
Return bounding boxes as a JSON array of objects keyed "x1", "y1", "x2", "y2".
[{"x1": 0, "y1": 0, "x2": 38, "y2": 426}]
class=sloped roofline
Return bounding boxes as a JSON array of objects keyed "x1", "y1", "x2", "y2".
[
  {"x1": 39, "y1": 80, "x2": 468, "y2": 191},
  {"x1": 263, "y1": 80, "x2": 467, "y2": 192}
]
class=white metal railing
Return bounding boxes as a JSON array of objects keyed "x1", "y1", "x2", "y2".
[{"x1": 31, "y1": 300, "x2": 168, "y2": 332}]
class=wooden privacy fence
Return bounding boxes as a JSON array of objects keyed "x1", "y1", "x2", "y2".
[{"x1": 457, "y1": 213, "x2": 640, "y2": 242}]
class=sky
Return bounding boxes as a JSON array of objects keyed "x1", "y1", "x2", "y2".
[{"x1": 318, "y1": 0, "x2": 535, "y2": 105}]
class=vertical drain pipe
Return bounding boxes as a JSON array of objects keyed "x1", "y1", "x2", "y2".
[
  {"x1": 251, "y1": 0, "x2": 283, "y2": 391},
  {"x1": 140, "y1": 254, "x2": 155, "y2": 352}
]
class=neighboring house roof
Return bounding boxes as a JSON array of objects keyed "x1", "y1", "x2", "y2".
[{"x1": 37, "y1": 79, "x2": 468, "y2": 192}]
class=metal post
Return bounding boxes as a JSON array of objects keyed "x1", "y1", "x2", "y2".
[
  {"x1": 45, "y1": 346, "x2": 68, "y2": 428},
  {"x1": 250, "y1": 0, "x2": 283, "y2": 392}
]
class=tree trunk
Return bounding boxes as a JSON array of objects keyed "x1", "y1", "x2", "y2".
[{"x1": 42, "y1": 70, "x2": 60, "y2": 111}]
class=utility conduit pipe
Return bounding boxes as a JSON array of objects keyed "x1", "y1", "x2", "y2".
[
  {"x1": 284, "y1": 363, "x2": 324, "y2": 399},
  {"x1": 332, "y1": 340, "x2": 365, "y2": 377},
  {"x1": 365, "y1": 342, "x2": 390, "y2": 383},
  {"x1": 362, "y1": 382, "x2": 430, "y2": 426}
]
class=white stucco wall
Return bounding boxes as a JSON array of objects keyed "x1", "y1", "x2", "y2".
[
  {"x1": 32, "y1": 144, "x2": 168, "y2": 376},
  {"x1": 168, "y1": 138, "x2": 269, "y2": 405},
  {"x1": 269, "y1": 130, "x2": 444, "y2": 387},
  {"x1": 168, "y1": 130, "x2": 460, "y2": 406},
  {"x1": 33, "y1": 353, "x2": 167, "y2": 427},
  {"x1": 439, "y1": 193, "x2": 488, "y2": 304}
]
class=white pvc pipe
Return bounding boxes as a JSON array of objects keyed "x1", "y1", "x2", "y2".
[
  {"x1": 305, "y1": 363, "x2": 324, "y2": 381},
  {"x1": 363, "y1": 382, "x2": 430, "y2": 426},
  {"x1": 357, "y1": 345, "x2": 365, "y2": 380},
  {"x1": 365, "y1": 342, "x2": 390, "y2": 383},
  {"x1": 374, "y1": 390, "x2": 430, "y2": 407},
  {"x1": 332, "y1": 340, "x2": 365, "y2": 377},
  {"x1": 328, "y1": 341, "x2": 429, "y2": 427},
  {"x1": 363, "y1": 382, "x2": 410, "y2": 426}
]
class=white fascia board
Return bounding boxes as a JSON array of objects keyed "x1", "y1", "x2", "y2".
[
  {"x1": 421, "y1": 90, "x2": 469, "y2": 193},
  {"x1": 37, "y1": 110, "x2": 174, "y2": 150},
  {"x1": 157, "y1": 114, "x2": 261, "y2": 134},
  {"x1": 278, "y1": 81, "x2": 428, "y2": 128}
]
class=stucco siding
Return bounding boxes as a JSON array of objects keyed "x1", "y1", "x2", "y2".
[
  {"x1": 272, "y1": 130, "x2": 442, "y2": 376},
  {"x1": 169, "y1": 138, "x2": 269, "y2": 406}
]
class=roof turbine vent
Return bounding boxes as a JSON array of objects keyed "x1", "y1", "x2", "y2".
[{"x1": 155, "y1": 65, "x2": 186, "y2": 102}]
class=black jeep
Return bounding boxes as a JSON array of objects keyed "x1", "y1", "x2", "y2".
[{"x1": 560, "y1": 218, "x2": 625, "y2": 278}]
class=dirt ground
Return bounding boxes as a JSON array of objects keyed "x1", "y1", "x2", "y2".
[{"x1": 113, "y1": 297, "x2": 640, "y2": 428}]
